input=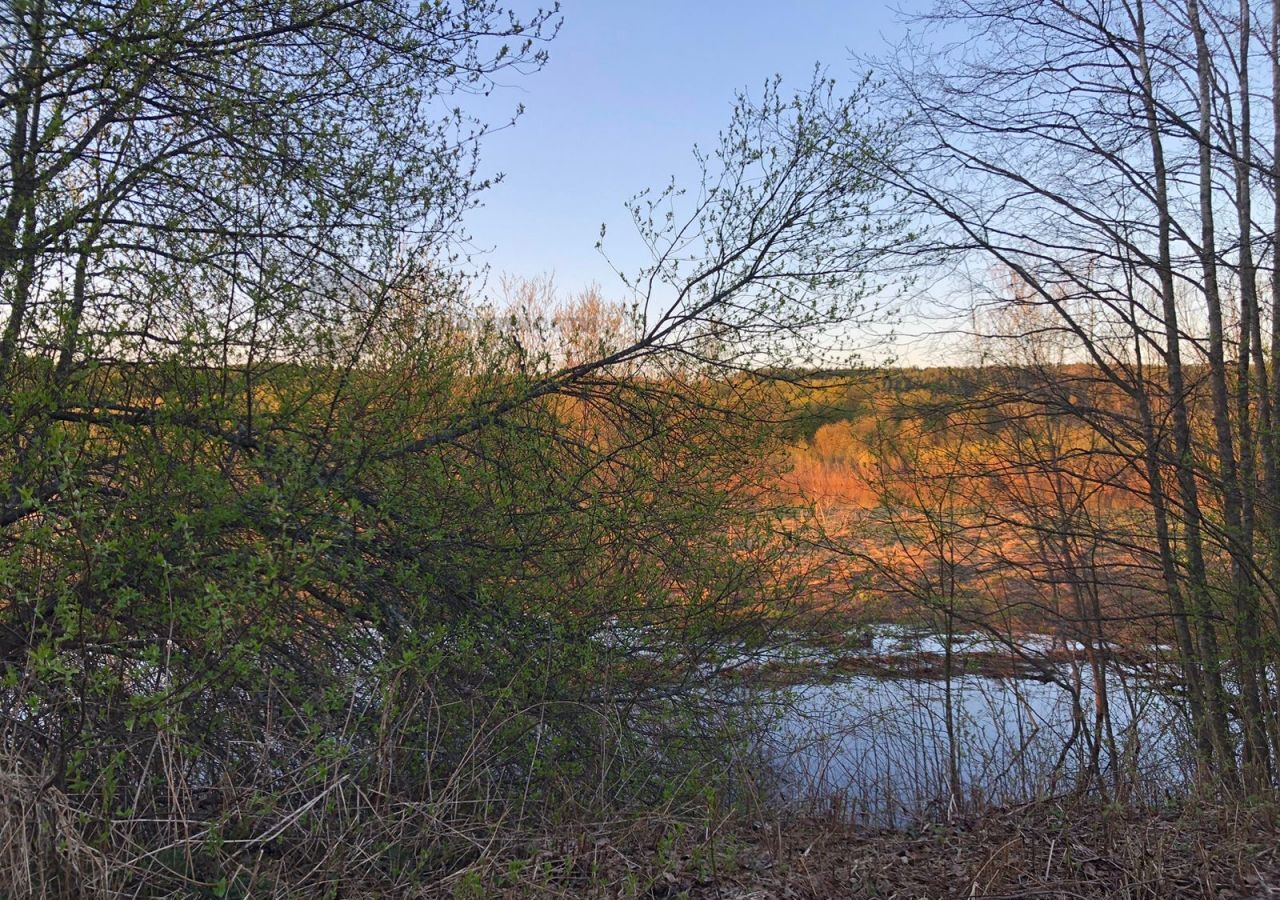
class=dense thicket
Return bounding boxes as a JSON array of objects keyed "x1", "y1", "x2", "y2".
[{"x1": 0, "y1": 3, "x2": 903, "y2": 895}]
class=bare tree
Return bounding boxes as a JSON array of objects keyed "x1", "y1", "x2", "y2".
[{"x1": 876, "y1": 0, "x2": 1280, "y2": 785}]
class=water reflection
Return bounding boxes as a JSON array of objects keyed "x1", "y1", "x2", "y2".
[{"x1": 756, "y1": 628, "x2": 1188, "y2": 824}]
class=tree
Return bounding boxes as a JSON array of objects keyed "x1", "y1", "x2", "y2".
[
  {"x1": 0, "y1": 10, "x2": 907, "y2": 888},
  {"x1": 879, "y1": 0, "x2": 1279, "y2": 786}
]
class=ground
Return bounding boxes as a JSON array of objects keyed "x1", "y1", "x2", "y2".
[{"x1": 427, "y1": 798, "x2": 1280, "y2": 899}]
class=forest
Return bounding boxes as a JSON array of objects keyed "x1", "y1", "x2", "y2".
[{"x1": 4, "y1": 0, "x2": 1280, "y2": 897}]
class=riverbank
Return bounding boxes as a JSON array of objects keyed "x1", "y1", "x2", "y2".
[
  {"x1": 420, "y1": 796, "x2": 1280, "y2": 898},
  {"x1": 720, "y1": 624, "x2": 1177, "y2": 686}
]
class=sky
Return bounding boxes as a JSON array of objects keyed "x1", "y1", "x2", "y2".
[{"x1": 463, "y1": 1, "x2": 908, "y2": 298}]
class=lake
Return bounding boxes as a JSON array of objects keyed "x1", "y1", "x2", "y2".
[{"x1": 744, "y1": 626, "x2": 1188, "y2": 824}]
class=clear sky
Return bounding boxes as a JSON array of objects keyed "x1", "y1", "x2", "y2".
[{"x1": 464, "y1": 1, "x2": 908, "y2": 297}]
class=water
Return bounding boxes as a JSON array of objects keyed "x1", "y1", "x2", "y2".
[{"x1": 751, "y1": 628, "x2": 1187, "y2": 824}]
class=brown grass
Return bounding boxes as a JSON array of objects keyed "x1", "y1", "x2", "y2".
[{"x1": 422, "y1": 796, "x2": 1280, "y2": 898}]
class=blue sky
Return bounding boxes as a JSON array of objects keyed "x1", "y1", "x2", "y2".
[{"x1": 464, "y1": 1, "x2": 907, "y2": 296}]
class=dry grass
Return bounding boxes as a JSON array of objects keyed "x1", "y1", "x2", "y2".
[
  {"x1": 419, "y1": 796, "x2": 1280, "y2": 899},
  {"x1": 0, "y1": 762, "x2": 109, "y2": 897},
  {"x1": 4, "y1": 728, "x2": 1278, "y2": 899}
]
